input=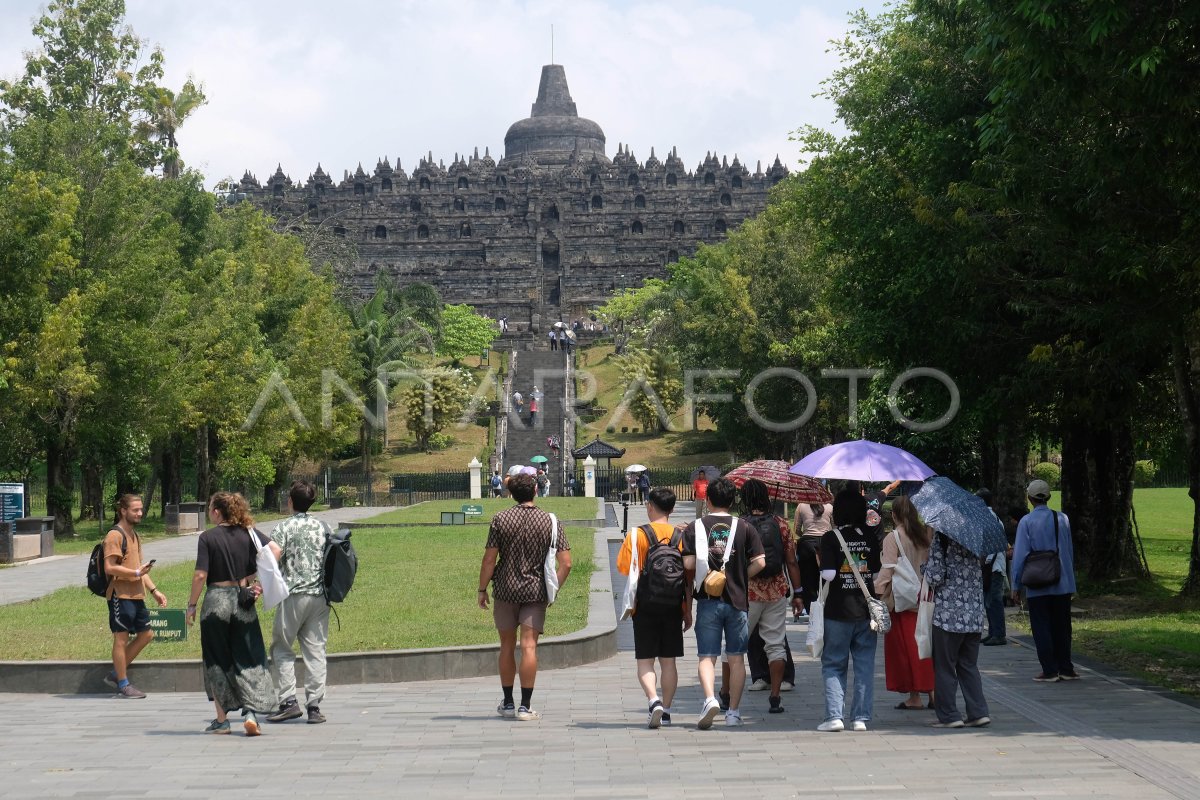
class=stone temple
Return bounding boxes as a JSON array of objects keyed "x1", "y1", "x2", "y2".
[{"x1": 237, "y1": 64, "x2": 787, "y2": 327}]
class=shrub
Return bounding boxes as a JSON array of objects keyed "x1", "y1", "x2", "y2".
[
  {"x1": 428, "y1": 432, "x2": 454, "y2": 451},
  {"x1": 1133, "y1": 460, "x2": 1157, "y2": 487},
  {"x1": 1031, "y1": 461, "x2": 1061, "y2": 490},
  {"x1": 334, "y1": 485, "x2": 360, "y2": 506}
]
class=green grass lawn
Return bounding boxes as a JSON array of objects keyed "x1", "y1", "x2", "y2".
[
  {"x1": 360, "y1": 497, "x2": 599, "y2": 525},
  {"x1": 0, "y1": 523, "x2": 595, "y2": 660},
  {"x1": 47, "y1": 511, "x2": 286, "y2": 557}
]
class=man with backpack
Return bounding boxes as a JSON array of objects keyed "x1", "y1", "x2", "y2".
[
  {"x1": 99, "y1": 494, "x2": 165, "y2": 699},
  {"x1": 739, "y1": 478, "x2": 803, "y2": 714},
  {"x1": 490, "y1": 470, "x2": 503, "y2": 498},
  {"x1": 616, "y1": 488, "x2": 691, "y2": 728},
  {"x1": 267, "y1": 481, "x2": 332, "y2": 725}
]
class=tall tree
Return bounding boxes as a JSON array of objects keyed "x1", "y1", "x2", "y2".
[{"x1": 135, "y1": 79, "x2": 207, "y2": 179}]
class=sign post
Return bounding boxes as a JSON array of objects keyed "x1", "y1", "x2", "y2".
[
  {"x1": 0, "y1": 484, "x2": 24, "y2": 525},
  {"x1": 461, "y1": 504, "x2": 484, "y2": 517},
  {"x1": 147, "y1": 609, "x2": 188, "y2": 642}
]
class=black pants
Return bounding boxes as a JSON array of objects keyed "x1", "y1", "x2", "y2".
[
  {"x1": 1027, "y1": 593, "x2": 1074, "y2": 677},
  {"x1": 932, "y1": 626, "x2": 988, "y2": 723},
  {"x1": 796, "y1": 536, "x2": 822, "y2": 611},
  {"x1": 748, "y1": 628, "x2": 795, "y2": 685}
]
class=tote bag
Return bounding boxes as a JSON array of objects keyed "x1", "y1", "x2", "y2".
[
  {"x1": 806, "y1": 578, "x2": 829, "y2": 658},
  {"x1": 544, "y1": 513, "x2": 561, "y2": 605},
  {"x1": 619, "y1": 524, "x2": 641, "y2": 620},
  {"x1": 251, "y1": 527, "x2": 289, "y2": 611},
  {"x1": 890, "y1": 529, "x2": 921, "y2": 613},
  {"x1": 914, "y1": 577, "x2": 934, "y2": 660}
]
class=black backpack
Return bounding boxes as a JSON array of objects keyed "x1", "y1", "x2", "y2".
[
  {"x1": 87, "y1": 529, "x2": 126, "y2": 597},
  {"x1": 637, "y1": 525, "x2": 686, "y2": 607},
  {"x1": 746, "y1": 513, "x2": 784, "y2": 578},
  {"x1": 323, "y1": 527, "x2": 358, "y2": 603}
]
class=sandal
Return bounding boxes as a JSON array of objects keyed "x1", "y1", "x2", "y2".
[{"x1": 895, "y1": 702, "x2": 926, "y2": 711}]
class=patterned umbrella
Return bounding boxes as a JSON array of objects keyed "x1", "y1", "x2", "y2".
[
  {"x1": 789, "y1": 440, "x2": 936, "y2": 482},
  {"x1": 901, "y1": 476, "x2": 1006, "y2": 557},
  {"x1": 724, "y1": 460, "x2": 832, "y2": 504}
]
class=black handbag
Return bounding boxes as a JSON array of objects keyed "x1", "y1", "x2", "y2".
[{"x1": 1021, "y1": 511, "x2": 1061, "y2": 589}]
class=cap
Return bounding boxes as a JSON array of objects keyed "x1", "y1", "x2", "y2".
[{"x1": 1026, "y1": 479, "x2": 1051, "y2": 501}]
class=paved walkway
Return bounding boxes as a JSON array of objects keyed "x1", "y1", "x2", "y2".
[
  {"x1": 3, "y1": 503, "x2": 1199, "y2": 799},
  {"x1": 0, "y1": 507, "x2": 391, "y2": 606}
]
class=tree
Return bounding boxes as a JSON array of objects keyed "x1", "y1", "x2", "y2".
[
  {"x1": 437, "y1": 303, "x2": 496, "y2": 365},
  {"x1": 611, "y1": 347, "x2": 683, "y2": 433},
  {"x1": 136, "y1": 79, "x2": 207, "y2": 179},
  {"x1": 400, "y1": 368, "x2": 472, "y2": 450}
]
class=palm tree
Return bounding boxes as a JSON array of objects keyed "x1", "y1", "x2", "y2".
[{"x1": 137, "y1": 79, "x2": 206, "y2": 179}]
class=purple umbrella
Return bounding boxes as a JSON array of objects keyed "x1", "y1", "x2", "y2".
[{"x1": 789, "y1": 440, "x2": 936, "y2": 482}]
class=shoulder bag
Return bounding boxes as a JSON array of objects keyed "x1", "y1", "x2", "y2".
[
  {"x1": 700, "y1": 519, "x2": 739, "y2": 599},
  {"x1": 833, "y1": 527, "x2": 892, "y2": 633},
  {"x1": 806, "y1": 578, "x2": 829, "y2": 658},
  {"x1": 914, "y1": 576, "x2": 934, "y2": 659},
  {"x1": 544, "y1": 513, "x2": 561, "y2": 605},
  {"x1": 888, "y1": 528, "x2": 921, "y2": 612},
  {"x1": 251, "y1": 527, "x2": 290, "y2": 611},
  {"x1": 1021, "y1": 511, "x2": 1062, "y2": 589},
  {"x1": 618, "y1": 523, "x2": 645, "y2": 620}
]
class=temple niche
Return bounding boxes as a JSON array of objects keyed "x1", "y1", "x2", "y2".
[{"x1": 239, "y1": 64, "x2": 787, "y2": 326}]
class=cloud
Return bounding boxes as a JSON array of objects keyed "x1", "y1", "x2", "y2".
[{"x1": 0, "y1": 0, "x2": 881, "y2": 186}]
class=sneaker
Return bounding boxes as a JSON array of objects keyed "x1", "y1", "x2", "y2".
[
  {"x1": 117, "y1": 683, "x2": 146, "y2": 699},
  {"x1": 204, "y1": 719, "x2": 230, "y2": 735},
  {"x1": 243, "y1": 713, "x2": 261, "y2": 737},
  {"x1": 851, "y1": 720, "x2": 868, "y2": 732},
  {"x1": 780, "y1": 681, "x2": 794, "y2": 692},
  {"x1": 515, "y1": 706, "x2": 541, "y2": 721},
  {"x1": 718, "y1": 690, "x2": 730, "y2": 711},
  {"x1": 725, "y1": 710, "x2": 744, "y2": 727},
  {"x1": 982, "y1": 636, "x2": 1007, "y2": 646},
  {"x1": 103, "y1": 671, "x2": 118, "y2": 690},
  {"x1": 307, "y1": 705, "x2": 326, "y2": 724},
  {"x1": 267, "y1": 698, "x2": 303, "y2": 723},
  {"x1": 698, "y1": 698, "x2": 721, "y2": 730},
  {"x1": 748, "y1": 678, "x2": 770, "y2": 692},
  {"x1": 1032, "y1": 673, "x2": 1061, "y2": 682},
  {"x1": 929, "y1": 719, "x2": 965, "y2": 729},
  {"x1": 497, "y1": 701, "x2": 516, "y2": 718},
  {"x1": 1059, "y1": 671, "x2": 1081, "y2": 681},
  {"x1": 648, "y1": 700, "x2": 664, "y2": 729},
  {"x1": 966, "y1": 716, "x2": 991, "y2": 727},
  {"x1": 660, "y1": 711, "x2": 672, "y2": 726},
  {"x1": 817, "y1": 718, "x2": 844, "y2": 732},
  {"x1": 768, "y1": 695, "x2": 784, "y2": 714}
]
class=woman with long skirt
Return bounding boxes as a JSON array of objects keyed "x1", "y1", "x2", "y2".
[
  {"x1": 875, "y1": 495, "x2": 934, "y2": 711},
  {"x1": 185, "y1": 492, "x2": 281, "y2": 735}
]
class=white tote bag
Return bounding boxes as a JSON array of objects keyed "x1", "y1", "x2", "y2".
[
  {"x1": 619, "y1": 525, "x2": 642, "y2": 620},
  {"x1": 544, "y1": 513, "x2": 561, "y2": 605},
  {"x1": 250, "y1": 527, "x2": 289, "y2": 611},
  {"x1": 806, "y1": 578, "x2": 829, "y2": 658},
  {"x1": 889, "y1": 529, "x2": 921, "y2": 613},
  {"x1": 914, "y1": 576, "x2": 934, "y2": 660}
]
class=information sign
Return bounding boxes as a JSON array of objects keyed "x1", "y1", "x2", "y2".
[
  {"x1": 0, "y1": 483, "x2": 24, "y2": 524},
  {"x1": 148, "y1": 608, "x2": 187, "y2": 641}
]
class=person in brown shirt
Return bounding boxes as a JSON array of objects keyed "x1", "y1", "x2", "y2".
[
  {"x1": 103, "y1": 494, "x2": 166, "y2": 698},
  {"x1": 478, "y1": 472, "x2": 571, "y2": 721}
]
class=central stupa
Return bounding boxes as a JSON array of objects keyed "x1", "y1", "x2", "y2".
[{"x1": 503, "y1": 65, "x2": 608, "y2": 166}]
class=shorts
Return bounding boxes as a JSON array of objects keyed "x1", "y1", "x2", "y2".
[
  {"x1": 493, "y1": 600, "x2": 547, "y2": 633},
  {"x1": 632, "y1": 605, "x2": 684, "y2": 660},
  {"x1": 694, "y1": 598, "x2": 749, "y2": 658},
  {"x1": 108, "y1": 596, "x2": 151, "y2": 634}
]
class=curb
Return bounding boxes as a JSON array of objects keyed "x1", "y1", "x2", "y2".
[{"x1": 0, "y1": 527, "x2": 618, "y2": 695}]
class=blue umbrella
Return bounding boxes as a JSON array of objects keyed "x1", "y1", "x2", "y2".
[
  {"x1": 790, "y1": 440, "x2": 935, "y2": 482},
  {"x1": 901, "y1": 476, "x2": 1006, "y2": 557}
]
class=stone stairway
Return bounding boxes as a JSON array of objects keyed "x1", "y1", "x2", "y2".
[{"x1": 503, "y1": 347, "x2": 570, "y2": 491}]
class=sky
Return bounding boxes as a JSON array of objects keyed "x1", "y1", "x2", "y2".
[{"x1": 0, "y1": 0, "x2": 890, "y2": 188}]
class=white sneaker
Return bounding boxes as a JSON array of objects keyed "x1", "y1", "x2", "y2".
[
  {"x1": 851, "y1": 720, "x2": 867, "y2": 731},
  {"x1": 748, "y1": 679, "x2": 769, "y2": 692},
  {"x1": 648, "y1": 701, "x2": 664, "y2": 729},
  {"x1": 698, "y1": 698, "x2": 721, "y2": 730},
  {"x1": 817, "y1": 718, "x2": 844, "y2": 732},
  {"x1": 725, "y1": 711, "x2": 744, "y2": 727},
  {"x1": 515, "y1": 706, "x2": 541, "y2": 721},
  {"x1": 780, "y1": 681, "x2": 794, "y2": 692}
]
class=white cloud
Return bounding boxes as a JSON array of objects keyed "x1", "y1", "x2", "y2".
[{"x1": 0, "y1": 0, "x2": 883, "y2": 187}]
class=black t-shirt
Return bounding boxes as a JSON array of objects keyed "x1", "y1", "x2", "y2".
[
  {"x1": 196, "y1": 524, "x2": 271, "y2": 585},
  {"x1": 682, "y1": 513, "x2": 765, "y2": 612},
  {"x1": 819, "y1": 524, "x2": 882, "y2": 622}
]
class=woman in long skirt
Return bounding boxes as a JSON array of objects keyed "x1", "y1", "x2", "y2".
[
  {"x1": 875, "y1": 496, "x2": 934, "y2": 710},
  {"x1": 185, "y1": 492, "x2": 281, "y2": 735}
]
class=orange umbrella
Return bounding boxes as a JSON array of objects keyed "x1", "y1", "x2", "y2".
[{"x1": 725, "y1": 460, "x2": 831, "y2": 504}]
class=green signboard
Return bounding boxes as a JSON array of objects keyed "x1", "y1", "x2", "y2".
[
  {"x1": 0, "y1": 483, "x2": 24, "y2": 524},
  {"x1": 461, "y1": 504, "x2": 484, "y2": 516},
  {"x1": 148, "y1": 608, "x2": 187, "y2": 641}
]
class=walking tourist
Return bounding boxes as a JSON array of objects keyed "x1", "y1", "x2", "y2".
[
  {"x1": 616, "y1": 488, "x2": 691, "y2": 728},
  {"x1": 490, "y1": 470, "x2": 503, "y2": 497},
  {"x1": 478, "y1": 473, "x2": 571, "y2": 721},
  {"x1": 924, "y1": 528, "x2": 992, "y2": 728},
  {"x1": 816, "y1": 488, "x2": 881, "y2": 732},
  {"x1": 793, "y1": 499, "x2": 833, "y2": 615},
  {"x1": 682, "y1": 478, "x2": 766, "y2": 729},
  {"x1": 976, "y1": 489, "x2": 1008, "y2": 646},
  {"x1": 528, "y1": 387, "x2": 541, "y2": 427},
  {"x1": 185, "y1": 492, "x2": 280, "y2": 736},
  {"x1": 874, "y1": 495, "x2": 933, "y2": 711},
  {"x1": 549, "y1": 329, "x2": 558, "y2": 350},
  {"x1": 266, "y1": 481, "x2": 332, "y2": 725},
  {"x1": 102, "y1": 494, "x2": 165, "y2": 699},
  {"x1": 1011, "y1": 479, "x2": 1077, "y2": 681}
]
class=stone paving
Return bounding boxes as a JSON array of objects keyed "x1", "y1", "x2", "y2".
[{"x1": 2, "y1": 503, "x2": 1199, "y2": 799}]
